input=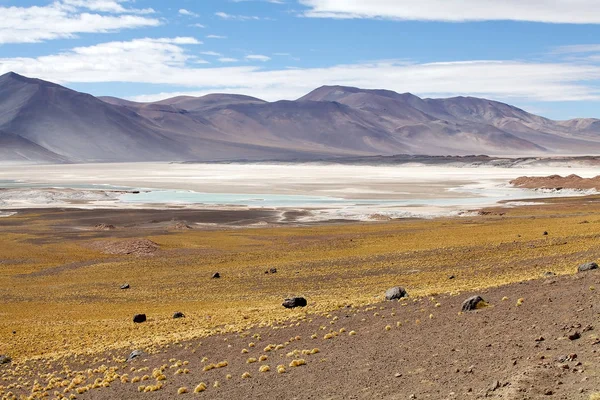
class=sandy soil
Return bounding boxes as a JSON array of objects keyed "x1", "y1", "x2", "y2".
[
  {"x1": 512, "y1": 174, "x2": 600, "y2": 190},
  {"x1": 3, "y1": 270, "x2": 600, "y2": 399}
]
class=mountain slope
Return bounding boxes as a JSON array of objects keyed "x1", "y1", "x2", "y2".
[
  {"x1": 3, "y1": 72, "x2": 600, "y2": 162},
  {"x1": 0, "y1": 72, "x2": 193, "y2": 162}
]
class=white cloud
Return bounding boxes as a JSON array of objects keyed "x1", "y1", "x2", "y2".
[
  {"x1": 206, "y1": 35, "x2": 227, "y2": 39},
  {"x1": 0, "y1": 0, "x2": 159, "y2": 44},
  {"x1": 246, "y1": 54, "x2": 271, "y2": 62},
  {"x1": 215, "y1": 11, "x2": 261, "y2": 21},
  {"x1": 179, "y1": 9, "x2": 199, "y2": 17},
  {"x1": 191, "y1": 23, "x2": 206, "y2": 28},
  {"x1": 201, "y1": 51, "x2": 223, "y2": 57},
  {"x1": 61, "y1": 0, "x2": 155, "y2": 14},
  {"x1": 2, "y1": 38, "x2": 600, "y2": 104},
  {"x1": 218, "y1": 57, "x2": 239, "y2": 63},
  {"x1": 299, "y1": 0, "x2": 600, "y2": 24}
]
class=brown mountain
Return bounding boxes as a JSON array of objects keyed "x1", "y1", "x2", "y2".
[{"x1": 3, "y1": 72, "x2": 600, "y2": 163}]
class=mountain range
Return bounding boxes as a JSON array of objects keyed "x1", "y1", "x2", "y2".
[{"x1": 1, "y1": 71, "x2": 600, "y2": 163}]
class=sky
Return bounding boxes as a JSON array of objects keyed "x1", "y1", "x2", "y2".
[{"x1": 1, "y1": 1, "x2": 600, "y2": 119}]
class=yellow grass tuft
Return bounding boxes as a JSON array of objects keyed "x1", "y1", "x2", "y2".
[
  {"x1": 516, "y1": 298, "x2": 524, "y2": 306},
  {"x1": 177, "y1": 386, "x2": 188, "y2": 394},
  {"x1": 349, "y1": 331, "x2": 357, "y2": 336},
  {"x1": 194, "y1": 383, "x2": 207, "y2": 393},
  {"x1": 259, "y1": 365, "x2": 270, "y2": 373},
  {"x1": 241, "y1": 372, "x2": 251, "y2": 379},
  {"x1": 289, "y1": 359, "x2": 306, "y2": 367}
]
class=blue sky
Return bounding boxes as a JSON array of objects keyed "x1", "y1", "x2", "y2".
[{"x1": 1, "y1": 0, "x2": 600, "y2": 119}]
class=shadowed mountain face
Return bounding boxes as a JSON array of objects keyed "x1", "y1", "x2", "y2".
[{"x1": 2, "y1": 73, "x2": 600, "y2": 163}]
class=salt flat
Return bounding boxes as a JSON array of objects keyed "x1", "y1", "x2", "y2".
[{"x1": 0, "y1": 162, "x2": 597, "y2": 220}]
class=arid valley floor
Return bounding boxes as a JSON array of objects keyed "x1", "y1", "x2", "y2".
[{"x1": 1, "y1": 195, "x2": 600, "y2": 399}]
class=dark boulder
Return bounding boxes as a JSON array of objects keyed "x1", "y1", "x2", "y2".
[
  {"x1": 385, "y1": 286, "x2": 408, "y2": 301},
  {"x1": 212, "y1": 272, "x2": 221, "y2": 279},
  {"x1": 461, "y1": 296, "x2": 487, "y2": 312},
  {"x1": 126, "y1": 350, "x2": 144, "y2": 362},
  {"x1": 133, "y1": 314, "x2": 147, "y2": 323},
  {"x1": 173, "y1": 312, "x2": 185, "y2": 319},
  {"x1": 282, "y1": 297, "x2": 307, "y2": 308},
  {"x1": 578, "y1": 262, "x2": 598, "y2": 272},
  {"x1": 120, "y1": 283, "x2": 130, "y2": 290}
]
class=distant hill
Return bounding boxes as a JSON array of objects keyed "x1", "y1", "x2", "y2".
[{"x1": 2, "y1": 72, "x2": 600, "y2": 162}]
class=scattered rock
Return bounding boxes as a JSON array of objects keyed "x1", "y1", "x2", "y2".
[
  {"x1": 170, "y1": 221, "x2": 192, "y2": 230},
  {"x1": 265, "y1": 268, "x2": 277, "y2": 274},
  {"x1": 490, "y1": 380, "x2": 501, "y2": 391},
  {"x1": 385, "y1": 286, "x2": 408, "y2": 301},
  {"x1": 89, "y1": 238, "x2": 159, "y2": 256},
  {"x1": 543, "y1": 231, "x2": 549, "y2": 236},
  {"x1": 578, "y1": 262, "x2": 598, "y2": 272},
  {"x1": 94, "y1": 223, "x2": 116, "y2": 231},
  {"x1": 448, "y1": 275, "x2": 456, "y2": 280},
  {"x1": 541, "y1": 271, "x2": 556, "y2": 278},
  {"x1": 120, "y1": 283, "x2": 130, "y2": 290},
  {"x1": 461, "y1": 295, "x2": 488, "y2": 312},
  {"x1": 126, "y1": 350, "x2": 144, "y2": 362},
  {"x1": 282, "y1": 297, "x2": 307, "y2": 308},
  {"x1": 394, "y1": 373, "x2": 402, "y2": 378},
  {"x1": 535, "y1": 336, "x2": 545, "y2": 342},
  {"x1": 0, "y1": 355, "x2": 11, "y2": 364},
  {"x1": 212, "y1": 272, "x2": 221, "y2": 279},
  {"x1": 133, "y1": 314, "x2": 147, "y2": 323},
  {"x1": 568, "y1": 331, "x2": 581, "y2": 341},
  {"x1": 173, "y1": 311, "x2": 185, "y2": 319}
]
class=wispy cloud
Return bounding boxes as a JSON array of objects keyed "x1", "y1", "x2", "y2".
[
  {"x1": 201, "y1": 51, "x2": 223, "y2": 57},
  {"x1": 0, "y1": 0, "x2": 159, "y2": 44},
  {"x1": 3, "y1": 39, "x2": 600, "y2": 104},
  {"x1": 299, "y1": 0, "x2": 600, "y2": 24},
  {"x1": 206, "y1": 35, "x2": 227, "y2": 39},
  {"x1": 246, "y1": 55, "x2": 271, "y2": 62},
  {"x1": 178, "y1": 9, "x2": 199, "y2": 17},
  {"x1": 215, "y1": 12, "x2": 261, "y2": 21}
]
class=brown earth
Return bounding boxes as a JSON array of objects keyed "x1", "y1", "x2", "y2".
[
  {"x1": 88, "y1": 238, "x2": 160, "y2": 256},
  {"x1": 511, "y1": 174, "x2": 600, "y2": 190},
  {"x1": 3, "y1": 270, "x2": 600, "y2": 399},
  {"x1": 3, "y1": 198, "x2": 600, "y2": 399}
]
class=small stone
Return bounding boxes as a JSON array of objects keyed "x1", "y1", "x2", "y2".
[
  {"x1": 120, "y1": 283, "x2": 130, "y2": 289},
  {"x1": 282, "y1": 297, "x2": 307, "y2": 308},
  {"x1": 126, "y1": 350, "x2": 144, "y2": 362},
  {"x1": 394, "y1": 373, "x2": 402, "y2": 378},
  {"x1": 544, "y1": 389, "x2": 553, "y2": 395},
  {"x1": 212, "y1": 272, "x2": 221, "y2": 279},
  {"x1": 568, "y1": 332, "x2": 581, "y2": 341},
  {"x1": 543, "y1": 231, "x2": 549, "y2": 236},
  {"x1": 173, "y1": 311, "x2": 185, "y2": 319},
  {"x1": 490, "y1": 380, "x2": 501, "y2": 391},
  {"x1": 385, "y1": 287, "x2": 408, "y2": 301},
  {"x1": 448, "y1": 275, "x2": 456, "y2": 280},
  {"x1": 0, "y1": 355, "x2": 11, "y2": 364},
  {"x1": 461, "y1": 296, "x2": 487, "y2": 312},
  {"x1": 578, "y1": 262, "x2": 598, "y2": 273},
  {"x1": 535, "y1": 336, "x2": 545, "y2": 342},
  {"x1": 133, "y1": 314, "x2": 147, "y2": 323}
]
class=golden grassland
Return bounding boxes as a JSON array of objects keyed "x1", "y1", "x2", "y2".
[{"x1": 1, "y1": 197, "x2": 600, "y2": 362}]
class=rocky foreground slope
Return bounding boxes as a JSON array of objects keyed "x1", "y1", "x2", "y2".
[
  {"x1": 2, "y1": 268, "x2": 600, "y2": 399},
  {"x1": 3, "y1": 71, "x2": 600, "y2": 162}
]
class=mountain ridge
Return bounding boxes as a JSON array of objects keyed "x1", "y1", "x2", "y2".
[{"x1": 2, "y1": 72, "x2": 600, "y2": 163}]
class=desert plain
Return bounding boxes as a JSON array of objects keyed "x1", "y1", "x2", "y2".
[{"x1": 1, "y1": 163, "x2": 600, "y2": 399}]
